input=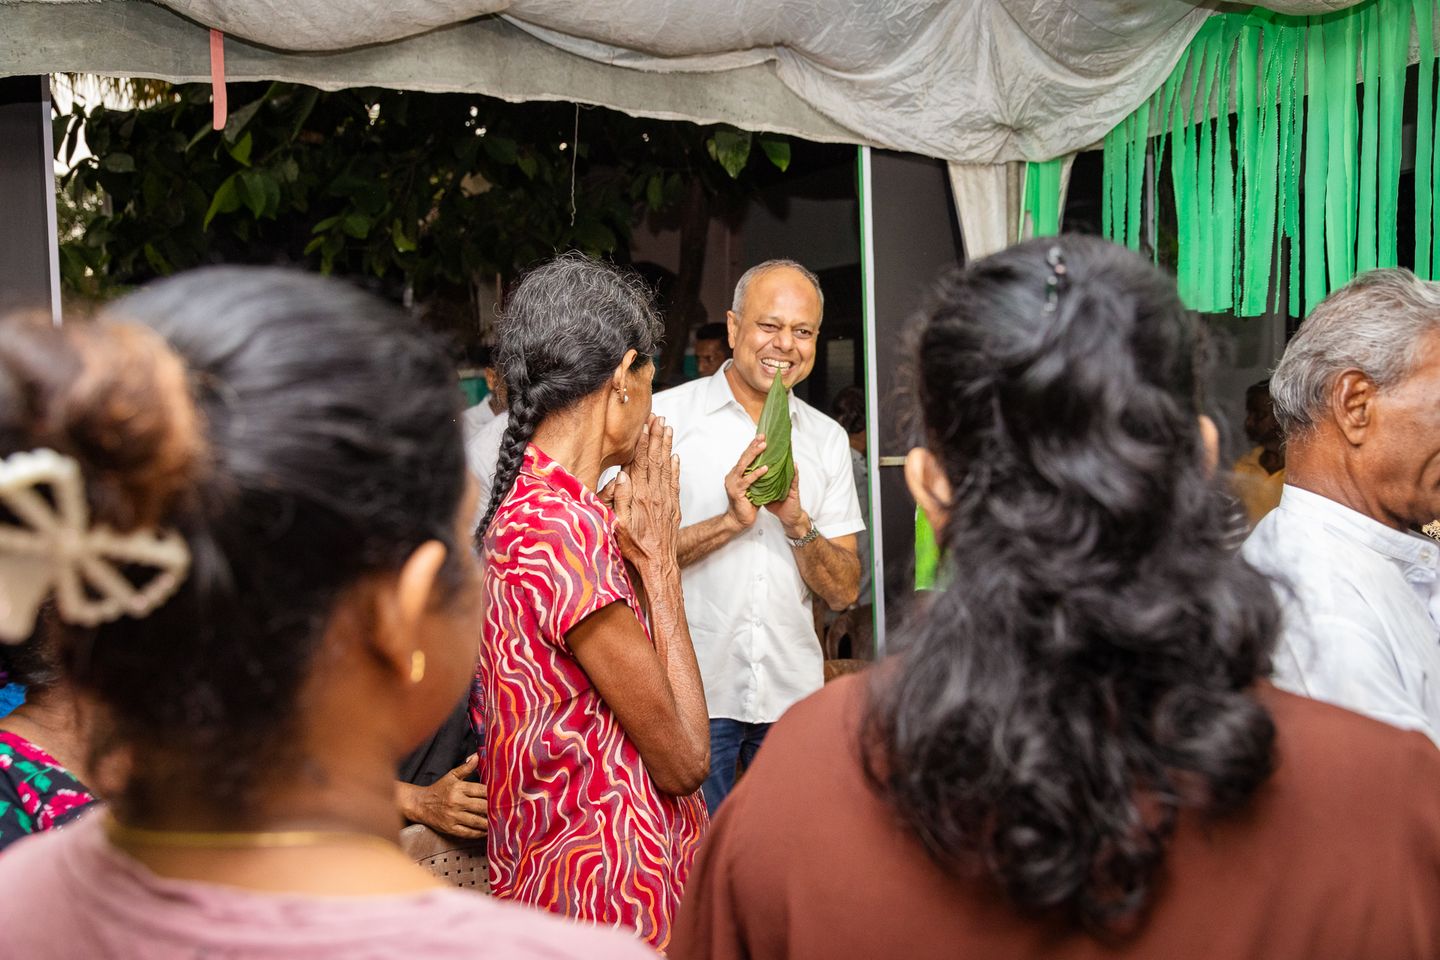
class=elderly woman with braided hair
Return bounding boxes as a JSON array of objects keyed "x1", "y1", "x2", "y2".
[
  {"x1": 473, "y1": 253, "x2": 709, "y2": 951},
  {"x1": 0, "y1": 272, "x2": 650, "y2": 960}
]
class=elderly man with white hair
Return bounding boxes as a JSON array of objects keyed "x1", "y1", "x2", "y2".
[{"x1": 1244, "y1": 269, "x2": 1440, "y2": 744}]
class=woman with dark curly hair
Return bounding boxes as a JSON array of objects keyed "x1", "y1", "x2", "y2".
[{"x1": 672, "y1": 236, "x2": 1440, "y2": 959}]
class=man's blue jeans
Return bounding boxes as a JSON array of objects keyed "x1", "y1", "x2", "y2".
[{"x1": 703, "y1": 717, "x2": 771, "y2": 812}]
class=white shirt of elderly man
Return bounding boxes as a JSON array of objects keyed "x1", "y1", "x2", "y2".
[
  {"x1": 651, "y1": 260, "x2": 864, "y2": 811},
  {"x1": 465, "y1": 410, "x2": 510, "y2": 533},
  {"x1": 1243, "y1": 269, "x2": 1440, "y2": 746}
]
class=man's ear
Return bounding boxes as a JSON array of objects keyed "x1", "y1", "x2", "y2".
[
  {"x1": 904, "y1": 446, "x2": 953, "y2": 531},
  {"x1": 1331, "y1": 369, "x2": 1377, "y2": 445},
  {"x1": 725, "y1": 310, "x2": 740, "y2": 351},
  {"x1": 1197, "y1": 415, "x2": 1220, "y2": 476},
  {"x1": 371, "y1": 540, "x2": 449, "y2": 680}
]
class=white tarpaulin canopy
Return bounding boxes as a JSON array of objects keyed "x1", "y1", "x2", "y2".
[{"x1": 2, "y1": 0, "x2": 1364, "y2": 166}]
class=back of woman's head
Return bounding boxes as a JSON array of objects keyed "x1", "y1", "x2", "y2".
[
  {"x1": 865, "y1": 236, "x2": 1279, "y2": 933},
  {"x1": 56, "y1": 268, "x2": 468, "y2": 817},
  {"x1": 0, "y1": 314, "x2": 198, "y2": 696},
  {"x1": 480, "y1": 253, "x2": 661, "y2": 532}
]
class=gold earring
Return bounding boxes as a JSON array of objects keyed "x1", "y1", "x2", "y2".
[{"x1": 409, "y1": 650, "x2": 426, "y2": 684}]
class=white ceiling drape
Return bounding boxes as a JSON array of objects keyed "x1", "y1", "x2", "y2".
[{"x1": 2, "y1": 1, "x2": 1367, "y2": 165}]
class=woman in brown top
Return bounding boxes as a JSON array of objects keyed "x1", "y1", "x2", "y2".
[{"x1": 672, "y1": 237, "x2": 1440, "y2": 960}]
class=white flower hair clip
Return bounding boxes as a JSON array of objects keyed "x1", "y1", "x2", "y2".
[{"x1": 0, "y1": 449, "x2": 190, "y2": 643}]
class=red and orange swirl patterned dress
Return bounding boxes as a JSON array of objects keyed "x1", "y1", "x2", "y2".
[{"x1": 472, "y1": 445, "x2": 708, "y2": 951}]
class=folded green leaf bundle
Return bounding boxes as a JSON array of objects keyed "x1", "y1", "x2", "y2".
[{"x1": 745, "y1": 371, "x2": 795, "y2": 506}]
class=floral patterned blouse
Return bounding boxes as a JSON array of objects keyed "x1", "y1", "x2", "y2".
[
  {"x1": 0, "y1": 730, "x2": 96, "y2": 852},
  {"x1": 472, "y1": 445, "x2": 707, "y2": 951}
]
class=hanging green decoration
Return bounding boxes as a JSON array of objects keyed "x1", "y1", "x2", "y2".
[
  {"x1": 914, "y1": 506, "x2": 940, "y2": 592},
  {"x1": 1103, "y1": 0, "x2": 1427, "y2": 317},
  {"x1": 1023, "y1": 157, "x2": 1066, "y2": 239}
]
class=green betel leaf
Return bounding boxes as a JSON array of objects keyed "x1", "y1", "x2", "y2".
[{"x1": 745, "y1": 371, "x2": 794, "y2": 506}]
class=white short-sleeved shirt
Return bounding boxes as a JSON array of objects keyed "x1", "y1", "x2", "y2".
[
  {"x1": 1243, "y1": 484, "x2": 1440, "y2": 744},
  {"x1": 651, "y1": 363, "x2": 865, "y2": 724},
  {"x1": 465, "y1": 410, "x2": 509, "y2": 529},
  {"x1": 463, "y1": 400, "x2": 500, "y2": 438}
]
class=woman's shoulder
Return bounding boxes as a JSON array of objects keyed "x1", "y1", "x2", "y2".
[
  {"x1": 0, "y1": 819, "x2": 651, "y2": 960},
  {"x1": 490, "y1": 478, "x2": 615, "y2": 552},
  {"x1": 1259, "y1": 683, "x2": 1440, "y2": 806},
  {"x1": 421, "y1": 889, "x2": 654, "y2": 958}
]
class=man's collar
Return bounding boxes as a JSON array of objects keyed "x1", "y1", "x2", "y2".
[
  {"x1": 1278, "y1": 484, "x2": 1440, "y2": 572},
  {"x1": 702, "y1": 360, "x2": 740, "y2": 415}
]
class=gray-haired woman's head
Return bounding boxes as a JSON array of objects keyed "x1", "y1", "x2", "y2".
[
  {"x1": 479, "y1": 253, "x2": 662, "y2": 533},
  {"x1": 1272, "y1": 269, "x2": 1440, "y2": 437}
]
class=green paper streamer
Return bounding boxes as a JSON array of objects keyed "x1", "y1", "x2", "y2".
[
  {"x1": 1417, "y1": 0, "x2": 1437, "y2": 279},
  {"x1": 1102, "y1": 127, "x2": 1116, "y2": 240},
  {"x1": 1357, "y1": 3, "x2": 1380, "y2": 274},
  {"x1": 1126, "y1": 108, "x2": 1149, "y2": 252},
  {"x1": 1214, "y1": 23, "x2": 1236, "y2": 312},
  {"x1": 1322, "y1": 13, "x2": 1359, "y2": 292},
  {"x1": 1023, "y1": 157, "x2": 1065, "y2": 239},
  {"x1": 1280, "y1": 25, "x2": 1303, "y2": 314},
  {"x1": 1303, "y1": 15, "x2": 1329, "y2": 314},
  {"x1": 1103, "y1": 0, "x2": 1428, "y2": 317},
  {"x1": 1377, "y1": 5, "x2": 1404, "y2": 268}
]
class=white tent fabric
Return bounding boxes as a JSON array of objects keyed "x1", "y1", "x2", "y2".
[
  {"x1": 2, "y1": 0, "x2": 1364, "y2": 259},
  {"x1": 4, "y1": 0, "x2": 1364, "y2": 165}
]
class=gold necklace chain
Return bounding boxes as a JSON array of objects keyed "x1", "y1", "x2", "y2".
[{"x1": 105, "y1": 815, "x2": 401, "y2": 853}]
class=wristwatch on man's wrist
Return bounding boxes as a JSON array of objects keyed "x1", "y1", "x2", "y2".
[{"x1": 787, "y1": 520, "x2": 821, "y2": 548}]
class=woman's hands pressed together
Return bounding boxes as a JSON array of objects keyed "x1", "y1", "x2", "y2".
[{"x1": 607, "y1": 414, "x2": 681, "y2": 574}]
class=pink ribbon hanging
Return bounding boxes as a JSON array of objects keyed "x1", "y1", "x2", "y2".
[{"x1": 209, "y1": 28, "x2": 227, "y2": 131}]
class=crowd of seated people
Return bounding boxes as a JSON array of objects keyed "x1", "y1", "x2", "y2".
[{"x1": 0, "y1": 237, "x2": 1438, "y2": 959}]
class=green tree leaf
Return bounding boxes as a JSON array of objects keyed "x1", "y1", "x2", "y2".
[
  {"x1": 709, "y1": 128, "x2": 752, "y2": 179},
  {"x1": 100, "y1": 152, "x2": 135, "y2": 173},
  {"x1": 202, "y1": 173, "x2": 241, "y2": 229},
  {"x1": 142, "y1": 241, "x2": 171, "y2": 274},
  {"x1": 572, "y1": 219, "x2": 616, "y2": 252},
  {"x1": 391, "y1": 218, "x2": 417, "y2": 252},
  {"x1": 223, "y1": 96, "x2": 266, "y2": 144},
  {"x1": 226, "y1": 131, "x2": 253, "y2": 167},
  {"x1": 758, "y1": 135, "x2": 791, "y2": 172},
  {"x1": 483, "y1": 135, "x2": 518, "y2": 164},
  {"x1": 341, "y1": 213, "x2": 371, "y2": 239},
  {"x1": 236, "y1": 170, "x2": 267, "y2": 217},
  {"x1": 52, "y1": 113, "x2": 71, "y2": 161}
]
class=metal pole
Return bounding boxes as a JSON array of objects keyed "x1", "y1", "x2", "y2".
[
  {"x1": 856, "y1": 145, "x2": 886, "y2": 656},
  {"x1": 0, "y1": 75, "x2": 61, "y2": 322}
]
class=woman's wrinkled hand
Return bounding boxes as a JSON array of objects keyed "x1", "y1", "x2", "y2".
[
  {"x1": 398, "y1": 755, "x2": 488, "y2": 840},
  {"x1": 605, "y1": 414, "x2": 681, "y2": 573}
]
